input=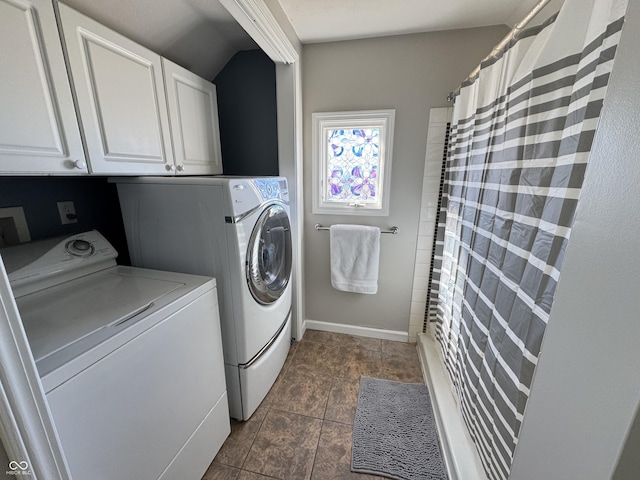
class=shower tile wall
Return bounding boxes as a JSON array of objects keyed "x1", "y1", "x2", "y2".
[{"x1": 408, "y1": 107, "x2": 451, "y2": 341}]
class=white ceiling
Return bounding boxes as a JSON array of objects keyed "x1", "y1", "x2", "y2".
[
  {"x1": 277, "y1": 0, "x2": 558, "y2": 44},
  {"x1": 59, "y1": 0, "x2": 564, "y2": 80}
]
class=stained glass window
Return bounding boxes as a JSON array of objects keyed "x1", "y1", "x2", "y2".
[
  {"x1": 326, "y1": 128, "x2": 379, "y2": 204},
  {"x1": 312, "y1": 110, "x2": 395, "y2": 216}
]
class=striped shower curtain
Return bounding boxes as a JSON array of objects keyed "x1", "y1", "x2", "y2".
[{"x1": 429, "y1": 0, "x2": 629, "y2": 479}]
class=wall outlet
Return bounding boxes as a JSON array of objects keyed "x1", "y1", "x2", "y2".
[{"x1": 57, "y1": 201, "x2": 78, "y2": 225}]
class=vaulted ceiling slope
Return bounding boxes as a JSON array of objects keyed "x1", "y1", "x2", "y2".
[
  {"x1": 59, "y1": 0, "x2": 565, "y2": 80},
  {"x1": 60, "y1": 0, "x2": 257, "y2": 80}
]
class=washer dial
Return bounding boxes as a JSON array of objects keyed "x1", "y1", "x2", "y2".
[{"x1": 65, "y1": 239, "x2": 95, "y2": 257}]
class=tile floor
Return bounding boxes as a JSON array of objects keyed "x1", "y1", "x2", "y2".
[{"x1": 202, "y1": 329, "x2": 424, "y2": 480}]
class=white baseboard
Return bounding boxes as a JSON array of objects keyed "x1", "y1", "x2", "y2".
[
  {"x1": 302, "y1": 319, "x2": 409, "y2": 342},
  {"x1": 416, "y1": 333, "x2": 487, "y2": 480}
]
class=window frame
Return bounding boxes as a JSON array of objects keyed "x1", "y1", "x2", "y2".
[{"x1": 312, "y1": 109, "x2": 395, "y2": 216}]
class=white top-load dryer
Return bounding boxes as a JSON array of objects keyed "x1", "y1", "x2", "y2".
[
  {"x1": 1, "y1": 231, "x2": 230, "y2": 480},
  {"x1": 114, "y1": 176, "x2": 292, "y2": 420}
]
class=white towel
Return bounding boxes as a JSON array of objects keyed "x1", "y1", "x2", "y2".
[{"x1": 330, "y1": 224, "x2": 381, "y2": 294}]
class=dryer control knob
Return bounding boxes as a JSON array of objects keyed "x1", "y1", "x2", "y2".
[
  {"x1": 73, "y1": 240, "x2": 91, "y2": 251},
  {"x1": 65, "y1": 239, "x2": 95, "y2": 257}
]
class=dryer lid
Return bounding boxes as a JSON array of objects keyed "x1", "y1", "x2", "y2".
[{"x1": 17, "y1": 269, "x2": 183, "y2": 364}]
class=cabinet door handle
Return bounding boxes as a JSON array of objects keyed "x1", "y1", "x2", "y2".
[
  {"x1": 165, "y1": 164, "x2": 176, "y2": 172},
  {"x1": 176, "y1": 164, "x2": 184, "y2": 172},
  {"x1": 72, "y1": 159, "x2": 86, "y2": 169}
]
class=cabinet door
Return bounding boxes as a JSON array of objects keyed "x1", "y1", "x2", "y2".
[
  {"x1": 58, "y1": 4, "x2": 174, "y2": 175},
  {"x1": 163, "y1": 59, "x2": 223, "y2": 175},
  {"x1": 0, "y1": 0, "x2": 87, "y2": 174}
]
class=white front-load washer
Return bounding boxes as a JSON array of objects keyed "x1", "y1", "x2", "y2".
[
  {"x1": 114, "y1": 176, "x2": 293, "y2": 420},
  {"x1": 1, "y1": 230, "x2": 230, "y2": 480}
]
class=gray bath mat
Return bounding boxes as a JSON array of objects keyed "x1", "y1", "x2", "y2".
[{"x1": 352, "y1": 377, "x2": 447, "y2": 480}]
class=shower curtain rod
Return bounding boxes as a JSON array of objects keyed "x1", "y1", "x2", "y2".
[{"x1": 448, "y1": 0, "x2": 551, "y2": 101}]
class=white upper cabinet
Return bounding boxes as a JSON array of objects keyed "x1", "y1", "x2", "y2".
[
  {"x1": 0, "y1": 0, "x2": 87, "y2": 174},
  {"x1": 58, "y1": 4, "x2": 175, "y2": 175},
  {"x1": 0, "y1": 2, "x2": 223, "y2": 176},
  {"x1": 59, "y1": 4, "x2": 223, "y2": 176},
  {"x1": 163, "y1": 59, "x2": 223, "y2": 175}
]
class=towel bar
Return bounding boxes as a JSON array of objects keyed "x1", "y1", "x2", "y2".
[{"x1": 314, "y1": 223, "x2": 399, "y2": 235}]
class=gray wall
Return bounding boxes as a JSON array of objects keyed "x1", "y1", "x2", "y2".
[
  {"x1": 510, "y1": 0, "x2": 640, "y2": 477},
  {"x1": 302, "y1": 26, "x2": 508, "y2": 333}
]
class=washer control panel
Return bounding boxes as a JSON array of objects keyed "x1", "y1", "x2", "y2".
[
  {"x1": 252, "y1": 178, "x2": 288, "y2": 203},
  {"x1": 2, "y1": 230, "x2": 118, "y2": 297},
  {"x1": 227, "y1": 177, "x2": 289, "y2": 220}
]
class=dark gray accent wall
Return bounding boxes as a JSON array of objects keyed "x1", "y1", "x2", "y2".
[
  {"x1": 214, "y1": 49, "x2": 278, "y2": 176},
  {"x1": 0, "y1": 177, "x2": 129, "y2": 264}
]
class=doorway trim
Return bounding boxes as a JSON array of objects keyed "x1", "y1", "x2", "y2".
[
  {"x1": 220, "y1": 0, "x2": 306, "y2": 340},
  {"x1": 0, "y1": 259, "x2": 71, "y2": 479}
]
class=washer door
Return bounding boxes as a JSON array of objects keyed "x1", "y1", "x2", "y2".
[{"x1": 246, "y1": 204, "x2": 292, "y2": 304}]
